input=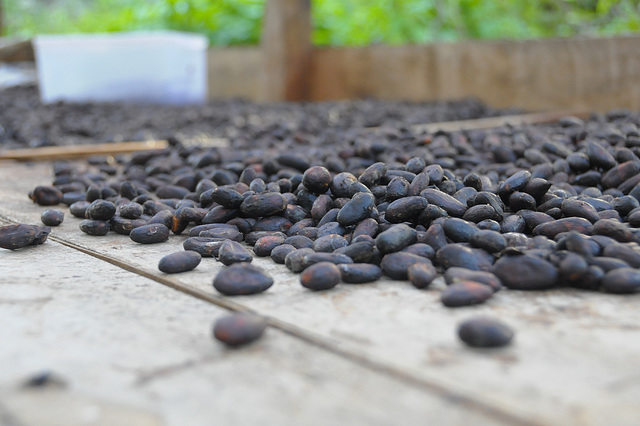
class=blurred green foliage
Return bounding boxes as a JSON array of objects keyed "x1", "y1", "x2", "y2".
[{"x1": 4, "y1": 0, "x2": 640, "y2": 45}]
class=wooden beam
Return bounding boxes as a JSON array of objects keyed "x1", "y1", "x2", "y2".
[{"x1": 261, "y1": 0, "x2": 312, "y2": 101}]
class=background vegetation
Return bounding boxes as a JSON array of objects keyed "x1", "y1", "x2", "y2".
[{"x1": 4, "y1": 0, "x2": 640, "y2": 45}]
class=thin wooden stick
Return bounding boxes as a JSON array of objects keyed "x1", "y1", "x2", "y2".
[
  {"x1": 0, "y1": 140, "x2": 169, "y2": 161},
  {"x1": 0, "y1": 137, "x2": 229, "y2": 162},
  {"x1": 367, "y1": 110, "x2": 591, "y2": 133}
]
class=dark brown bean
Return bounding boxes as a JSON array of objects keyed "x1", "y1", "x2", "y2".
[
  {"x1": 601, "y1": 161, "x2": 640, "y2": 189},
  {"x1": 602, "y1": 268, "x2": 640, "y2": 294},
  {"x1": 458, "y1": 317, "x2": 514, "y2": 348},
  {"x1": 301, "y1": 252, "x2": 354, "y2": 269},
  {"x1": 444, "y1": 267, "x2": 502, "y2": 292},
  {"x1": 110, "y1": 216, "x2": 147, "y2": 235},
  {"x1": 285, "y1": 248, "x2": 316, "y2": 272},
  {"x1": 533, "y1": 217, "x2": 593, "y2": 238},
  {"x1": 41, "y1": 209, "x2": 64, "y2": 226},
  {"x1": 284, "y1": 235, "x2": 314, "y2": 249},
  {"x1": 240, "y1": 193, "x2": 288, "y2": 217},
  {"x1": 158, "y1": 251, "x2": 201, "y2": 273},
  {"x1": 384, "y1": 196, "x2": 428, "y2": 223},
  {"x1": 29, "y1": 186, "x2": 62, "y2": 206},
  {"x1": 313, "y1": 234, "x2": 349, "y2": 252},
  {"x1": 420, "y1": 188, "x2": 467, "y2": 217},
  {"x1": 436, "y1": 244, "x2": 494, "y2": 271},
  {"x1": 407, "y1": 262, "x2": 437, "y2": 289},
  {"x1": 358, "y1": 162, "x2": 387, "y2": 187},
  {"x1": 253, "y1": 235, "x2": 286, "y2": 256},
  {"x1": 245, "y1": 231, "x2": 287, "y2": 246},
  {"x1": 336, "y1": 192, "x2": 376, "y2": 226},
  {"x1": 442, "y1": 217, "x2": 479, "y2": 243},
  {"x1": 300, "y1": 262, "x2": 341, "y2": 291},
  {"x1": 0, "y1": 224, "x2": 51, "y2": 250},
  {"x1": 119, "y1": 202, "x2": 144, "y2": 219},
  {"x1": 302, "y1": 166, "x2": 332, "y2": 194},
  {"x1": 189, "y1": 223, "x2": 238, "y2": 237},
  {"x1": 271, "y1": 244, "x2": 296, "y2": 264},
  {"x1": 79, "y1": 219, "x2": 110, "y2": 236},
  {"x1": 375, "y1": 224, "x2": 417, "y2": 254},
  {"x1": 199, "y1": 228, "x2": 244, "y2": 242},
  {"x1": 213, "y1": 264, "x2": 273, "y2": 295},
  {"x1": 129, "y1": 223, "x2": 170, "y2": 244},
  {"x1": 492, "y1": 254, "x2": 558, "y2": 290},
  {"x1": 86, "y1": 200, "x2": 116, "y2": 221},
  {"x1": 148, "y1": 210, "x2": 174, "y2": 229},
  {"x1": 591, "y1": 218, "x2": 633, "y2": 242},
  {"x1": 401, "y1": 243, "x2": 435, "y2": 260},
  {"x1": 381, "y1": 252, "x2": 432, "y2": 280},
  {"x1": 183, "y1": 237, "x2": 226, "y2": 257},
  {"x1": 441, "y1": 281, "x2": 494, "y2": 307},
  {"x1": 338, "y1": 263, "x2": 383, "y2": 284},
  {"x1": 219, "y1": 240, "x2": 253, "y2": 265},
  {"x1": 213, "y1": 313, "x2": 267, "y2": 347},
  {"x1": 469, "y1": 230, "x2": 507, "y2": 253},
  {"x1": 561, "y1": 199, "x2": 600, "y2": 223},
  {"x1": 203, "y1": 206, "x2": 240, "y2": 224}
]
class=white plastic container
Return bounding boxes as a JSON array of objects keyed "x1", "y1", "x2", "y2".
[{"x1": 33, "y1": 31, "x2": 208, "y2": 105}]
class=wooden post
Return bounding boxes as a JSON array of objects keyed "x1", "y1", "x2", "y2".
[
  {"x1": 0, "y1": 0, "x2": 4, "y2": 36},
  {"x1": 261, "y1": 0, "x2": 312, "y2": 101}
]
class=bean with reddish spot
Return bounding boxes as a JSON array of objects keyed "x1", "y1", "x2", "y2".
[
  {"x1": 213, "y1": 313, "x2": 267, "y2": 347},
  {"x1": 441, "y1": 281, "x2": 494, "y2": 307},
  {"x1": 300, "y1": 262, "x2": 341, "y2": 290}
]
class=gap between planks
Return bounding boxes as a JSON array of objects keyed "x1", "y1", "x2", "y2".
[{"x1": 0, "y1": 213, "x2": 540, "y2": 426}]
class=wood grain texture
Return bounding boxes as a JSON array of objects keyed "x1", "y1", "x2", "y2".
[
  {"x1": 307, "y1": 35, "x2": 640, "y2": 111},
  {"x1": 208, "y1": 47, "x2": 263, "y2": 100},
  {"x1": 3, "y1": 161, "x2": 640, "y2": 425},
  {"x1": 0, "y1": 38, "x2": 34, "y2": 62},
  {"x1": 261, "y1": 0, "x2": 312, "y2": 101}
]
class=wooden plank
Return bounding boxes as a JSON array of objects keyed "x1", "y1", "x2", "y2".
[
  {"x1": 3, "y1": 161, "x2": 640, "y2": 425},
  {"x1": 306, "y1": 35, "x2": 640, "y2": 111},
  {"x1": 310, "y1": 46, "x2": 436, "y2": 101},
  {"x1": 0, "y1": 38, "x2": 34, "y2": 62},
  {"x1": 0, "y1": 234, "x2": 504, "y2": 426},
  {"x1": 0, "y1": 167, "x2": 514, "y2": 426},
  {"x1": 208, "y1": 47, "x2": 263, "y2": 100},
  {"x1": 261, "y1": 0, "x2": 312, "y2": 101}
]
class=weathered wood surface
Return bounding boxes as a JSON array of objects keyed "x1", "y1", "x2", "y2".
[
  {"x1": 308, "y1": 36, "x2": 640, "y2": 111},
  {"x1": 0, "y1": 233, "x2": 488, "y2": 426},
  {"x1": 0, "y1": 38, "x2": 34, "y2": 62},
  {"x1": 2, "y1": 161, "x2": 640, "y2": 425},
  {"x1": 207, "y1": 46, "x2": 263, "y2": 100}
]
